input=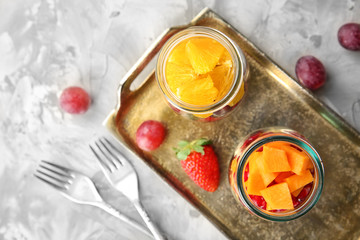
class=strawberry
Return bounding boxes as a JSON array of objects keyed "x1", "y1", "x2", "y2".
[{"x1": 174, "y1": 138, "x2": 220, "y2": 192}]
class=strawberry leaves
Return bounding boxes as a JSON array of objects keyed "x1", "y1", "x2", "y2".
[{"x1": 174, "y1": 138, "x2": 212, "y2": 160}]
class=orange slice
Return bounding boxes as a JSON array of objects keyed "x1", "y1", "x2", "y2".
[
  {"x1": 209, "y1": 64, "x2": 233, "y2": 102},
  {"x1": 186, "y1": 38, "x2": 224, "y2": 74},
  {"x1": 168, "y1": 41, "x2": 191, "y2": 66},
  {"x1": 176, "y1": 75, "x2": 218, "y2": 105},
  {"x1": 165, "y1": 62, "x2": 196, "y2": 94}
]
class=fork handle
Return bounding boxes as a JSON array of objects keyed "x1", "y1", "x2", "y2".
[
  {"x1": 133, "y1": 200, "x2": 166, "y2": 240},
  {"x1": 94, "y1": 202, "x2": 153, "y2": 238}
]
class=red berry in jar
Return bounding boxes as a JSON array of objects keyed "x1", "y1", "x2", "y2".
[
  {"x1": 295, "y1": 56, "x2": 326, "y2": 90},
  {"x1": 59, "y1": 86, "x2": 91, "y2": 114},
  {"x1": 338, "y1": 23, "x2": 360, "y2": 51},
  {"x1": 136, "y1": 120, "x2": 166, "y2": 151}
]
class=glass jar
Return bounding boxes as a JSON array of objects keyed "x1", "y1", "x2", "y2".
[
  {"x1": 156, "y1": 26, "x2": 248, "y2": 121},
  {"x1": 229, "y1": 127, "x2": 324, "y2": 221}
]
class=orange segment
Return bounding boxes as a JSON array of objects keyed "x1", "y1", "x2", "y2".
[
  {"x1": 165, "y1": 62, "x2": 196, "y2": 93},
  {"x1": 218, "y1": 49, "x2": 233, "y2": 68},
  {"x1": 177, "y1": 75, "x2": 218, "y2": 105},
  {"x1": 165, "y1": 36, "x2": 235, "y2": 106},
  {"x1": 285, "y1": 169, "x2": 313, "y2": 192},
  {"x1": 186, "y1": 38, "x2": 224, "y2": 74},
  {"x1": 209, "y1": 64, "x2": 233, "y2": 101},
  {"x1": 168, "y1": 41, "x2": 191, "y2": 66},
  {"x1": 260, "y1": 183, "x2": 294, "y2": 210},
  {"x1": 262, "y1": 146, "x2": 291, "y2": 172}
]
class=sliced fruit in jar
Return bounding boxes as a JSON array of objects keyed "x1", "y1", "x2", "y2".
[
  {"x1": 291, "y1": 186, "x2": 304, "y2": 197},
  {"x1": 168, "y1": 41, "x2": 191, "y2": 66},
  {"x1": 274, "y1": 171, "x2": 293, "y2": 183},
  {"x1": 247, "y1": 152, "x2": 266, "y2": 195},
  {"x1": 186, "y1": 38, "x2": 224, "y2": 74},
  {"x1": 164, "y1": 35, "x2": 244, "y2": 110},
  {"x1": 262, "y1": 146, "x2": 291, "y2": 172},
  {"x1": 255, "y1": 153, "x2": 279, "y2": 187},
  {"x1": 260, "y1": 182, "x2": 294, "y2": 210},
  {"x1": 209, "y1": 64, "x2": 233, "y2": 101},
  {"x1": 165, "y1": 62, "x2": 196, "y2": 94},
  {"x1": 177, "y1": 75, "x2": 218, "y2": 105},
  {"x1": 281, "y1": 145, "x2": 311, "y2": 175},
  {"x1": 218, "y1": 49, "x2": 233, "y2": 67},
  {"x1": 285, "y1": 169, "x2": 314, "y2": 192},
  {"x1": 244, "y1": 141, "x2": 315, "y2": 211}
]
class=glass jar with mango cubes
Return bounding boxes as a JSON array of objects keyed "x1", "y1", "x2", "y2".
[
  {"x1": 156, "y1": 26, "x2": 248, "y2": 121},
  {"x1": 229, "y1": 127, "x2": 324, "y2": 221}
]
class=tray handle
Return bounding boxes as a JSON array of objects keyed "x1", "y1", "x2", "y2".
[{"x1": 115, "y1": 25, "x2": 189, "y2": 111}]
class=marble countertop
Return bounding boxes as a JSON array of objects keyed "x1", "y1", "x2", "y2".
[{"x1": 0, "y1": 0, "x2": 359, "y2": 239}]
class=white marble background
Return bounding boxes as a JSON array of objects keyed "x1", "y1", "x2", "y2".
[{"x1": 0, "y1": 0, "x2": 359, "y2": 239}]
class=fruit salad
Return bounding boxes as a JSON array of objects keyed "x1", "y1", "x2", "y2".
[
  {"x1": 156, "y1": 27, "x2": 248, "y2": 121},
  {"x1": 244, "y1": 141, "x2": 314, "y2": 211},
  {"x1": 165, "y1": 37, "x2": 239, "y2": 106},
  {"x1": 229, "y1": 128, "x2": 324, "y2": 221}
]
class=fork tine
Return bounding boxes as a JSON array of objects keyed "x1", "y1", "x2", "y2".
[
  {"x1": 94, "y1": 140, "x2": 120, "y2": 169},
  {"x1": 90, "y1": 144, "x2": 114, "y2": 172},
  {"x1": 103, "y1": 138, "x2": 123, "y2": 156},
  {"x1": 34, "y1": 171, "x2": 67, "y2": 191},
  {"x1": 41, "y1": 160, "x2": 73, "y2": 176},
  {"x1": 36, "y1": 167, "x2": 71, "y2": 186},
  {"x1": 98, "y1": 138, "x2": 123, "y2": 166},
  {"x1": 39, "y1": 161, "x2": 73, "y2": 180}
]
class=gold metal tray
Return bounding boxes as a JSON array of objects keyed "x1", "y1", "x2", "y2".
[{"x1": 105, "y1": 8, "x2": 360, "y2": 240}]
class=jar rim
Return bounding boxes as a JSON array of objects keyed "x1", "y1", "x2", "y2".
[
  {"x1": 236, "y1": 134, "x2": 324, "y2": 221},
  {"x1": 156, "y1": 26, "x2": 247, "y2": 114}
]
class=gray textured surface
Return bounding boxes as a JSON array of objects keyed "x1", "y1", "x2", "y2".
[{"x1": 0, "y1": 0, "x2": 359, "y2": 239}]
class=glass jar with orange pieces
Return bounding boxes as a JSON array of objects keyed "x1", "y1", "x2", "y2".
[
  {"x1": 156, "y1": 26, "x2": 248, "y2": 121},
  {"x1": 229, "y1": 127, "x2": 324, "y2": 221}
]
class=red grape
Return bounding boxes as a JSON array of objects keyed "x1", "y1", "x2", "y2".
[
  {"x1": 338, "y1": 23, "x2": 360, "y2": 51},
  {"x1": 136, "y1": 120, "x2": 166, "y2": 151},
  {"x1": 59, "y1": 86, "x2": 91, "y2": 114},
  {"x1": 295, "y1": 56, "x2": 326, "y2": 90}
]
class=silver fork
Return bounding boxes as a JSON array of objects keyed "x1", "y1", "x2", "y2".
[
  {"x1": 90, "y1": 138, "x2": 166, "y2": 240},
  {"x1": 34, "y1": 160, "x2": 153, "y2": 238}
]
